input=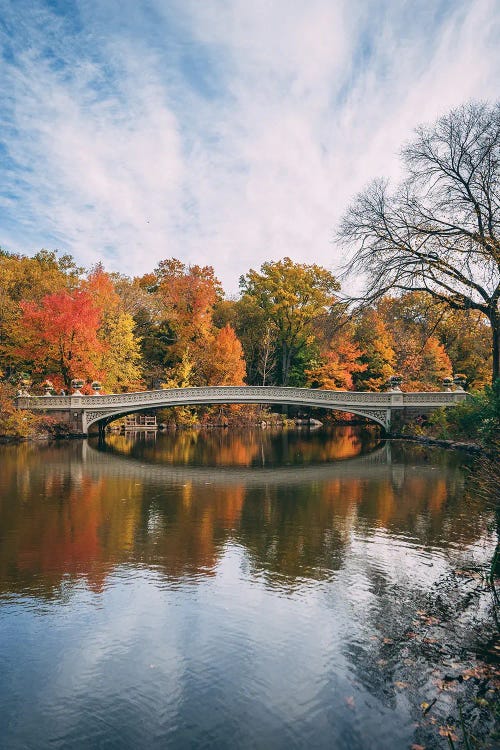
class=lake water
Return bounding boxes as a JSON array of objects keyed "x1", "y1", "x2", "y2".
[{"x1": 0, "y1": 428, "x2": 496, "y2": 749}]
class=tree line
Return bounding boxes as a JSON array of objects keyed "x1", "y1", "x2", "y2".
[{"x1": 0, "y1": 249, "x2": 491, "y2": 397}]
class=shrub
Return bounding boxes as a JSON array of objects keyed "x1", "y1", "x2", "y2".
[
  {"x1": 0, "y1": 382, "x2": 45, "y2": 438},
  {"x1": 425, "y1": 381, "x2": 499, "y2": 449}
]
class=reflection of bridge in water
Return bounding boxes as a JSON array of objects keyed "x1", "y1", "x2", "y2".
[
  {"x1": 17, "y1": 385, "x2": 466, "y2": 433},
  {"x1": 80, "y1": 440, "x2": 434, "y2": 489}
]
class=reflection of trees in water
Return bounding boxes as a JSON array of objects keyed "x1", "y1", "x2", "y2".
[
  {"x1": 0, "y1": 442, "x2": 144, "y2": 596},
  {"x1": 103, "y1": 426, "x2": 381, "y2": 467},
  {"x1": 236, "y1": 482, "x2": 354, "y2": 584},
  {"x1": 0, "y1": 437, "x2": 491, "y2": 601}
]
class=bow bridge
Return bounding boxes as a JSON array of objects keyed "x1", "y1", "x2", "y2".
[{"x1": 16, "y1": 385, "x2": 466, "y2": 435}]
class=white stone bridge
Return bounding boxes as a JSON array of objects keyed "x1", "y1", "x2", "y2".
[{"x1": 16, "y1": 385, "x2": 466, "y2": 435}]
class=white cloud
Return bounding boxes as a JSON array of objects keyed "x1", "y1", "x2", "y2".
[{"x1": 1, "y1": 0, "x2": 499, "y2": 293}]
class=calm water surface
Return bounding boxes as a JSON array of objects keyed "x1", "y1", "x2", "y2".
[{"x1": 0, "y1": 428, "x2": 495, "y2": 749}]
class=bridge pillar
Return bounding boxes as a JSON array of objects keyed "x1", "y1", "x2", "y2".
[{"x1": 387, "y1": 391, "x2": 405, "y2": 431}]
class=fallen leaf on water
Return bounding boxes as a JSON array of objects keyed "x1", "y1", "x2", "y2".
[
  {"x1": 438, "y1": 726, "x2": 458, "y2": 741},
  {"x1": 394, "y1": 681, "x2": 409, "y2": 689},
  {"x1": 434, "y1": 679, "x2": 456, "y2": 692},
  {"x1": 420, "y1": 698, "x2": 437, "y2": 715}
]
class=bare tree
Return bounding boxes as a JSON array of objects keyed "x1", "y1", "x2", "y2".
[
  {"x1": 339, "y1": 101, "x2": 500, "y2": 381},
  {"x1": 257, "y1": 325, "x2": 277, "y2": 386}
]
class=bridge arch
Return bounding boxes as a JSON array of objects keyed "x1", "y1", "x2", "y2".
[{"x1": 84, "y1": 401, "x2": 390, "y2": 431}]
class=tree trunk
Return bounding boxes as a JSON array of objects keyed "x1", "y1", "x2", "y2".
[
  {"x1": 492, "y1": 311, "x2": 500, "y2": 382},
  {"x1": 282, "y1": 343, "x2": 289, "y2": 386}
]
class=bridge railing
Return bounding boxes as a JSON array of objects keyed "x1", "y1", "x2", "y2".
[{"x1": 16, "y1": 385, "x2": 466, "y2": 410}]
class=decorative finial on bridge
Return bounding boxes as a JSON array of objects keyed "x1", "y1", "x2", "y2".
[
  {"x1": 442, "y1": 376, "x2": 453, "y2": 392},
  {"x1": 71, "y1": 378, "x2": 85, "y2": 395},
  {"x1": 42, "y1": 380, "x2": 54, "y2": 396},
  {"x1": 17, "y1": 375, "x2": 32, "y2": 397},
  {"x1": 386, "y1": 375, "x2": 403, "y2": 392},
  {"x1": 453, "y1": 374, "x2": 467, "y2": 392}
]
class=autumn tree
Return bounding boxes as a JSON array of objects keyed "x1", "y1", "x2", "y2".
[
  {"x1": 239, "y1": 258, "x2": 340, "y2": 386},
  {"x1": 432, "y1": 308, "x2": 491, "y2": 388},
  {"x1": 0, "y1": 249, "x2": 81, "y2": 377},
  {"x1": 200, "y1": 324, "x2": 246, "y2": 386},
  {"x1": 126, "y1": 259, "x2": 224, "y2": 388},
  {"x1": 84, "y1": 265, "x2": 142, "y2": 391},
  {"x1": 306, "y1": 327, "x2": 366, "y2": 390},
  {"x1": 7, "y1": 290, "x2": 104, "y2": 388},
  {"x1": 377, "y1": 295, "x2": 452, "y2": 390},
  {"x1": 154, "y1": 259, "x2": 223, "y2": 354},
  {"x1": 339, "y1": 101, "x2": 500, "y2": 382},
  {"x1": 352, "y1": 308, "x2": 395, "y2": 390}
]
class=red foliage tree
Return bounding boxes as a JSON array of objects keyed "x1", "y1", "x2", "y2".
[{"x1": 13, "y1": 290, "x2": 105, "y2": 388}]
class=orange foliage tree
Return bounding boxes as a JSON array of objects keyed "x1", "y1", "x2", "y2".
[
  {"x1": 306, "y1": 331, "x2": 366, "y2": 390},
  {"x1": 377, "y1": 294, "x2": 453, "y2": 390},
  {"x1": 353, "y1": 307, "x2": 396, "y2": 390},
  {"x1": 154, "y1": 259, "x2": 223, "y2": 355},
  {"x1": 201, "y1": 324, "x2": 247, "y2": 386}
]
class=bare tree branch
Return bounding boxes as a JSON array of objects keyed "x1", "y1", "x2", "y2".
[{"x1": 338, "y1": 101, "x2": 500, "y2": 381}]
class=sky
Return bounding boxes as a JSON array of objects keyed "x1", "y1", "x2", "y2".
[{"x1": 1, "y1": 0, "x2": 499, "y2": 295}]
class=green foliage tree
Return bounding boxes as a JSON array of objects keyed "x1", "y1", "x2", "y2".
[
  {"x1": 239, "y1": 258, "x2": 340, "y2": 385},
  {"x1": 232, "y1": 295, "x2": 272, "y2": 385}
]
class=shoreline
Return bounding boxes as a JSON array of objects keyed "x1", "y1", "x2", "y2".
[{"x1": 386, "y1": 432, "x2": 487, "y2": 455}]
